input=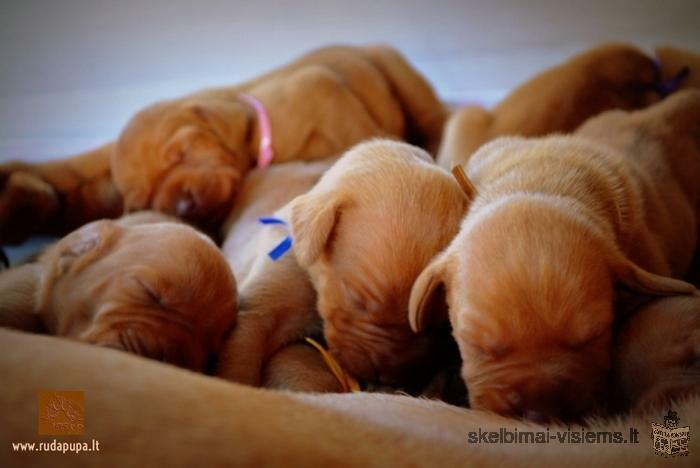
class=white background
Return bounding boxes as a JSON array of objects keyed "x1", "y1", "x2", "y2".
[{"x1": 0, "y1": 0, "x2": 698, "y2": 162}]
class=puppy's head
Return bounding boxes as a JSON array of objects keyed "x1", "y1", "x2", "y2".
[
  {"x1": 112, "y1": 96, "x2": 256, "y2": 230},
  {"x1": 289, "y1": 140, "x2": 469, "y2": 385},
  {"x1": 37, "y1": 213, "x2": 238, "y2": 370},
  {"x1": 572, "y1": 43, "x2": 658, "y2": 108},
  {"x1": 410, "y1": 198, "x2": 695, "y2": 421},
  {"x1": 614, "y1": 295, "x2": 700, "y2": 413}
]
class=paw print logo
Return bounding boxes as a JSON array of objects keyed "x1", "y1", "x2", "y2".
[{"x1": 37, "y1": 391, "x2": 85, "y2": 435}]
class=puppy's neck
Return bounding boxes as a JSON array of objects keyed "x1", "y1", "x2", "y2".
[{"x1": 230, "y1": 94, "x2": 272, "y2": 169}]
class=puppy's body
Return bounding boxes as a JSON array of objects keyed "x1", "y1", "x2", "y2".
[
  {"x1": 2, "y1": 327, "x2": 697, "y2": 467},
  {"x1": 614, "y1": 295, "x2": 700, "y2": 414},
  {"x1": 438, "y1": 43, "x2": 658, "y2": 168},
  {"x1": 0, "y1": 45, "x2": 445, "y2": 241},
  {"x1": 216, "y1": 157, "x2": 336, "y2": 390},
  {"x1": 218, "y1": 140, "x2": 469, "y2": 390},
  {"x1": 0, "y1": 212, "x2": 237, "y2": 370},
  {"x1": 411, "y1": 90, "x2": 700, "y2": 420}
]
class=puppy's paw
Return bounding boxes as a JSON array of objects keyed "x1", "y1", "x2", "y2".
[
  {"x1": 0, "y1": 168, "x2": 60, "y2": 244},
  {"x1": 215, "y1": 314, "x2": 270, "y2": 386}
]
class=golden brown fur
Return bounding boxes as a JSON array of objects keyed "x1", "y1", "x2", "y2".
[
  {"x1": 1, "y1": 327, "x2": 698, "y2": 467},
  {"x1": 216, "y1": 157, "x2": 337, "y2": 391},
  {"x1": 656, "y1": 46, "x2": 700, "y2": 91},
  {"x1": 217, "y1": 140, "x2": 469, "y2": 389},
  {"x1": 0, "y1": 144, "x2": 122, "y2": 244},
  {"x1": 0, "y1": 45, "x2": 445, "y2": 242},
  {"x1": 614, "y1": 295, "x2": 700, "y2": 414},
  {"x1": 410, "y1": 90, "x2": 700, "y2": 420},
  {"x1": 0, "y1": 212, "x2": 237, "y2": 370},
  {"x1": 437, "y1": 43, "x2": 658, "y2": 168}
]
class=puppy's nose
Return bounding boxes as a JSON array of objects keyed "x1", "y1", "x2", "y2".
[
  {"x1": 175, "y1": 196, "x2": 198, "y2": 218},
  {"x1": 522, "y1": 410, "x2": 550, "y2": 423},
  {"x1": 506, "y1": 389, "x2": 561, "y2": 422}
]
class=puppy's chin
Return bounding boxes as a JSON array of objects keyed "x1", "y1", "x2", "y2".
[
  {"x1": 325, "y1": 327, "x2": 434, "y2": 386},
  {"x1": 149, "y1": 163, "x2": 241, "y2": 230},
  {"x1": 84, "y1": 323, "x2": 205, "y2": 371},
  {"x1": 465, "y1": 357, "x2": 608, "y2": 422}
]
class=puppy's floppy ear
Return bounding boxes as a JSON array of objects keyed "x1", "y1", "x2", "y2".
[
  {"x1": 611, "y1": 255, "x2": 696, "y2": 296},
  {"x1": 409, "y1": 256, "x2": 450, "y2": 333},
  {"x1": 289, "y1": 192, "x2": 343, "y2": 268},
  {"x1": 191, "y1": 100, "x2": 249, "y2": 146},
  {"x1": 48, "y1": 220, "x2": 121, "y2": 275}
]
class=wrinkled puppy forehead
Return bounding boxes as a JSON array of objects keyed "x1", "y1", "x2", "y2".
[
  {"x1": 121, "y1": 222, "x2": 227, "y2": 276},
  {"x1": 101, "y1": 222, "x2": 236, "y2": 308},
  {"x1": 314, "y1": 139, "x2": 437, "y2": 188},
  {"x1": 117, "y1": 99, "x2": 186, "y2": 146}
]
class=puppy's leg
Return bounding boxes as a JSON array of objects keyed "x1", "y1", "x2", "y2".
[
  {"x1": 216, "y1": 254, "x2": 319, "y2": 386},
  {"x1": 0, "y1": 143, "x2": 122, "y2": 244},
  {"x1": 280, "y1": 66, "x2": 388, "y2": 156},
  {"x1": 613, "y1": 295, "x2": 700, "y2": 413},
  {"x1": 363, "y1": 45, "x2": 448, "y2": 154},
  {"x1": 436, "y1": 105, "x2": 492, "y2": 168},
  {"x1": 0, "y1": 263, "x2": 42, "y2": 331},
  {"x1": 261, "y1": 343, "x2": 343, "y2": 393}
]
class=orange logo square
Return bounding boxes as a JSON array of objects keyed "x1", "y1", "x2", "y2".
[{"x1": 37, "y1": 391, "x2": 85, "y2": 435}]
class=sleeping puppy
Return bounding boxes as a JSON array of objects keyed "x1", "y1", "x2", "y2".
[
  {"x1": 437, "y1": 42, "x2": 658, "y2": 168},
  {"x1": 0, "y1": 212, "x2": 237, "y2": 370},
  {"x1": 614, "y1": 295, "x2": 700, "y2": 414},
  {"x1": 0, "y1": 45, "x2": 445, "y2": 243},
  {"x1": 217, "y1": 140, "x2": 469, "y2": 388},
  {"x1": 410, "y1": 90, "x2": 700, "y2": 421}
]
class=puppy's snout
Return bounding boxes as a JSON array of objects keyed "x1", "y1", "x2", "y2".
[
  {"x1": 328, "y1": 341, "x2": 378, "y2": 381},
  {"x1": 506, "y1": 388, "x2": 562, "y2": 423},
  {"x1": 175, "y1": 191, "x2": 199, "y2": 218}
]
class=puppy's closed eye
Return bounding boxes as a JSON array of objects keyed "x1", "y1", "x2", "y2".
[
  {"x1": 341, "y1": 281, "x2": 377, "y2": 314},
  {"x1": 566, "y1": 331, "x2": 607, "y2": 351},
  {"x1": 470, "y1": 342, "x2": 512, "y2": 360},
  {"x1": 164, "y1": 148, "x2": 185, "y2": 167},
  {"x1": 134, "y1": 277, "x2": 167, "y2": 308}
]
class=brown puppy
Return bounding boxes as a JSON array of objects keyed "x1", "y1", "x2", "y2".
[
  {"x1": 437, "y1": 43, "x2": 658, "y2": 168},
  {"x1": 2, "y1": 327, "x2": 698, "y2": 467},
  {"x1": 614, "y1": 295, "x2": 700, "y2": 414},
  {"x1": 0, "y1": 45, "x2": 445, "y2": 242},
  {"x1": 217, "y1": 140, "x2": 469, "y2": 388},
  {"x1": 0, "y1": 212, "x2": 237, "y2": 371},
  {"x1": 410, "y1": 90, "x2": 700, "y2": 421}
]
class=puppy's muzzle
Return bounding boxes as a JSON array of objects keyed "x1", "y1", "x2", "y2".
[
  {"x1": 89, "y1": 325, "x2": 201, "y2": 370},
  {"x1": 326, "y1": 325, "x2": 432, "y2": 385}
]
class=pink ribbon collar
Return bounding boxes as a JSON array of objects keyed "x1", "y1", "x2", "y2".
[{"x1": 239, "y1": 93, "x2": 275, "y2": 168}]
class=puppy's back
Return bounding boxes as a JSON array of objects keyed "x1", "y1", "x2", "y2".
[{"x1": 465, "y1": 135, "x2": 643, "y2": 249}]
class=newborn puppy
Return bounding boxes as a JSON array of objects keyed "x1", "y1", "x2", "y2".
[
  {"x1": 437, "y1": 42, "x2": 658, "y2": 168},
  {"x1": 0, "y1": 212, "x2": 237, "y2": 370},
  {"x1": 0, "y1": 45, "x2": 445, "y2": 242},
  {"x1": 410, "y1": 90, "x2": 700, "y2": 421},
  {"x1": 218, "y1": 140, "x2": 469, "y2": 388},
  {"x1": 614, "y1": 295, "x2": 700, "y2": 414}
]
